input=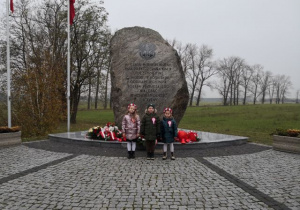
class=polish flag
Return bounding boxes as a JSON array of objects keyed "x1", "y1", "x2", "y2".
[
  {"x1": 70, "y1": 0, "x2": 75, "y2": 25},
  {"x1": 10, "y1": 0, "x2": 14, "y2": 13}
]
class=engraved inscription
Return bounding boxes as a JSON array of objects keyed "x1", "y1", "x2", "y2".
[{"x1": 125, "y1": 63, "x2": 172, "y2": 102}]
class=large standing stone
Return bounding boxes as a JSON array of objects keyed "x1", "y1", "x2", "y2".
[{"x1": 110, "y1": 26, "x2": 189, "y2": 127}]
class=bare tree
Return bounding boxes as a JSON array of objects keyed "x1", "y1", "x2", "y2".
[
  {"x1": 186, "y1": 44, "x2": 198, "y2": 106},
  {"x1": 268, "y1": 76, "x2": 277, "y2": 104},
  {"x1": 272, "y1": 75, "x2": 292, "y2": 104},
  {"x1": 195, "y1": 45, "x2": 217, "y2": 106},
  {"x1": 169, "y1": 39, "x2": 192, "y2": 75},
  {"x1": 103, "y1": 57, "x2": 111, "y2": 109},
  {"x1": 274, "y1": 75, "x2": 283, "y2": 104},
  {"x1": 296, "y1": 89, "x2": 300, "y2": 104},
  {"x1": 215, "y1": 56, "x2": 244, "y2": 105},
  {"x1": 259, "y1": 70, "x2": 272, "y2": 104},
  {"x1": 241, "y1": 64, "x2": 254, "y2": 105},
  {"x1": 70, "y1": 0, "x2": 109, "y2": 123},
  {"x1": 232, "y1": 59, "x2": 245, "y2": 105},
  {"x1": 249, "y1": 64, "x2": 263, "y2": 105},
  {"x1": 280, "y1": 76, "x2": 292, "y2": 104}
]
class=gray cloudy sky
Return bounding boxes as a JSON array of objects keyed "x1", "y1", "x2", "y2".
[{"x1": 104, "y1": 0, "x2": 300, "y2": 98}]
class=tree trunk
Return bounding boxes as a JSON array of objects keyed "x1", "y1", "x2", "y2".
[
  {"x1": 95, "y1": 68, "x2": 100, "y2": 109},
  {"x1": 230, "y1": 83, "x2": 233, "y2": 106},
  {"x1": 196, "y1": 81, "x2": 203, "y2": 106},
  {"x1": 236, "y1": 84, "x2": 239, "y2": 105},
  {"x1": 87, "y1": 76, "x2": 91, "y2": 110},
  {"x1": 243, "y1": 87, "x2": 247, "y2": 105},
  {"x1": 71, "y1": 84, "x2": 80, "y2": 124},
  {"x1": 189, "y1": 88, "x2": 195, "y2": 106},
  {"x1": 261, "y1": 92, "x2": 265, "y2": 104},
  {"x1": 233, "y1": 82, "x2": 236, "y2": 105},
  {"x1": 104, "y1": 65, "x2": 110, "y2": 109},
  {"x1": 253, "y1": 86, "x2": 257, "y2": 105}
]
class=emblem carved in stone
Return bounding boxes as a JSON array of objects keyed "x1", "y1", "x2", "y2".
[{"x1": 139, "y1": 43, "x2": 156, "y2": 60}]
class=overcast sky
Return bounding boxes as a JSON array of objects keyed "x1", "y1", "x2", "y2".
[{"x1": 103, "y1": 0, "x2": 300, "y2": 98}]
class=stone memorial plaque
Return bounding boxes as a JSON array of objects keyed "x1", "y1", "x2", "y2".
[{"x1": 110, "y1": 26, "x2": 189, "y2": 127}]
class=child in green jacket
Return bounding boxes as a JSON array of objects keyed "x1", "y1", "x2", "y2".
[{"x1": 140, "y1": 104, "x2": 160, "y2": 160}]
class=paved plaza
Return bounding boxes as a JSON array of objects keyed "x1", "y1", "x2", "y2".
[{"x1": 0, "y1": 141, "x2": 299, "y2": 210}]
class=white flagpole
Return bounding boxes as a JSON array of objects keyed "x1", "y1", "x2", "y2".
[
  {"x1": 67, "y1": 0, "x2": 71, "y2": 132},
  {"x1": 6, "y1": 0, "x2": 11, "y2": 128}
]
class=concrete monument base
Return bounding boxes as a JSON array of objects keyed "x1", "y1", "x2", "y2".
[{"x1": 49, "y1": 130, "x2": 248, "y2": 150}]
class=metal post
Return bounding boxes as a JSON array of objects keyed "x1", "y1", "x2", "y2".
[
  {"x1": 67, "y1": 0, "x2": 71, "y2": 132},
  {"x1": 7, "y1": 0, "x2": 11, "y2": 128}
]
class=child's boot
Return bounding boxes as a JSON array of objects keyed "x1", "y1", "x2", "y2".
[
  {"x1": 171, "y1": 152, "x2": 175, "y2": 160},
  {"x1": 151, "y1": 152, "x2": 155, "y2": 160},
  {"x1": 162, "y1": 152, "x2": 167, "y2": 160},
  {"x1": 132, "y1": 151, "x2": 135, "y2": 159},
  {"x1": 128, "y1": 151, "x2": 131, "y2": 159}
]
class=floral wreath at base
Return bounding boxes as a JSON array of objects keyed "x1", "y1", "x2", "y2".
[
  {"x1": 176, "y1": 130, "x2": 201, "y2": 144},
  {"x1": 86, "y1": 123, "x2": 201, "y2": 144},
  {"x1": 86, "y1": 122, "x2": 124, "y2": 142}
]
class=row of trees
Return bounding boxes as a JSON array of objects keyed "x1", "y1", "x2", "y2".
[
  {"x1": 0, "y1": 0, "x2": 111, "y2": 136},
  {"x1": 168, "y1": 39, "x2": 295, "y2": 106}
]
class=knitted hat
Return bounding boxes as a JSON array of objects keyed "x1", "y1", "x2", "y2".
[
  {"x1": 127, "y1": 103, "x2": 137, "y2": 110},
  {"x1": 164, "y1": 107, "x2": 172, "y2": 113},
  {"x1": 147, "y1": 103, "x2": 155, "y2": 109}
]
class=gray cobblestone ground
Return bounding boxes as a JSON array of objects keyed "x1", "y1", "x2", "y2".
[
  {"x1": 205, "y1": 150, "x2": 300, "y2": 210},
  {"x1": 0, "y1": 154, "x2": 270, "y2": 210},
  {"x1": 0, "y1": 145, "x2": 71, "y2": 179},
  {"x1": 0, "y1": 143, "x2": 297, "y2": 209}
]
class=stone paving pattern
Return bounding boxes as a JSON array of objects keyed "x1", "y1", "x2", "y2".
[
  {"x1": 0, "y1": 145, "x2": 71, "y2": 179},
  {"x1": 205, "y1": 150, "x2": 300, "y2": 210},
  {"x1": 0, "y1": 142, "x2": 298, "y2": 209}
]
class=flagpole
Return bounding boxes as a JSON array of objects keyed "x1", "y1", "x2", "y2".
[
  {"x1": 7, "y1": 0, "x2": 11, "y2": 128},
  {"x1": 67, "y1": 0, "x2": 71, "y2": 132}
]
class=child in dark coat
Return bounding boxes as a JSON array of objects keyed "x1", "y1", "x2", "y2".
[
  {"x1": 161, "y1": 108, "x2": 178, "y2": 160},
  {"x1": 140, "y1": 104, "x2": 160, "y2": 160}
]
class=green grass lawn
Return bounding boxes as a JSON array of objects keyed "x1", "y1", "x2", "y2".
[
  {"x1": 52, "y1": 103, "x2": 300, "y2": 145},
  {"x1": 180, "y1": 104, "x2": 300, "y2": 145}
]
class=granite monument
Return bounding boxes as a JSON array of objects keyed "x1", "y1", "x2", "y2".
[{"x1": 110, "y1": 26, "x2": 189, "y2": 127}]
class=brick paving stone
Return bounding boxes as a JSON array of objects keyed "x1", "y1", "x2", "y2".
[{"x1": 205, "y1": 150, "x2": 300, "y2": 210}]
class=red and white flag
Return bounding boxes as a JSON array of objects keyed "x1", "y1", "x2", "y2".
[
  {"x1": 10, "y1": 0, "x2": 14, "y2": 13},
  {"x1": 70, "y1": 0, "x2": 75, "y2": 25}
]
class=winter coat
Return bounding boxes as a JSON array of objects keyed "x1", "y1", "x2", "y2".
[
  {"x1": 122, "y1": 114, "x2": 141, "y2": 140},
  {"x1": 161, "y1": 117, "x2": 178, "y2": 143},
  {"x1": 140, "y1": 111, "x2": 160, "y2": 141}
]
